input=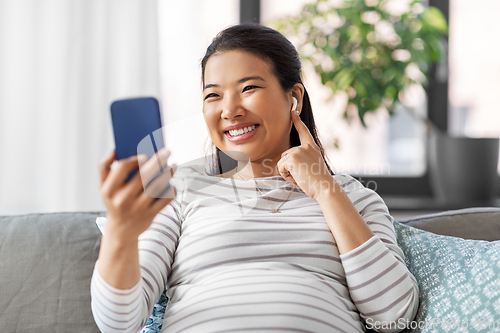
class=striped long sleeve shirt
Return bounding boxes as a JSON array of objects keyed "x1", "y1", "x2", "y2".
[{"x1": 91, "y1": 165, "x2": 419, "y2": 333}]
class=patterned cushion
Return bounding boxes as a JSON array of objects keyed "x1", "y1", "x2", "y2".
[
  {"x1": 394, "y1": 221, "x2": 500, "y2": 333},
  {"x1": 142, "y1": 292, "x2": 169, "y2": 333}
]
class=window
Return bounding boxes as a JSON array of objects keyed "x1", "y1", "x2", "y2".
[
  {"x1": 449, "y1": 0, "x2": 500, "y2": 174},
  {"x1": 261, "y1": 0, "x2": 440, "y2": 197},
  {"x1": 263, "y1": 0, "x2": 428, "y2": 180},
  {"x1": 158, "y1": 0, "x2": 499, "y2": 201},
  {"x1": 262, "y1": 0, "x2": 500, "y2": 200}
]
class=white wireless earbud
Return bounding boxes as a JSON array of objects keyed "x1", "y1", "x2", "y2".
[{"x1": 292, "y1": 97, "x2": 298, "y2": 112}]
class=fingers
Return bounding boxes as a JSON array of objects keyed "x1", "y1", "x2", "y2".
[
  {"x1": 136, "y1": 183, "x2": 177, "y2": 213},
  {"x1": 277, "y1": 152, "x2": 298, "y2": 187},
  {"x1": 143, "y1": 187, "x2": 177, "y2": 218},
  {"x1": 277, "y1": 157, "x2": 289, "y2": 178},
  {"x1": 281, "y1": 148, "x2": 292, "y2": 161},
  {"x1": 291, "y1": 110, "x2": 316, "y2": 146},
  {"x1": 149, "y1": 186, "x2": 177, "y2": 210},
  {"x1": 138, "y1": 149, "x2": 171, "y2": 187},
  {"x1": 102, "y1": 155, "x2": 146, "y2": 196},
  {"x1": 99, "y1": 150, "x2": 116, "y2": 186},
  {"x1": 134, "y1": 162, "x2": 177, "y2": 213},
  {"x1": 143, "y1": 164, "x2": 177, "y2": 199}
]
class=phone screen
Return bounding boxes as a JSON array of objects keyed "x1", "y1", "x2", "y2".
[
  {"x1": 110, "y1": 97, "x2": 165, "y2": 181},
  {"x1": 111, "y1": 97, "x2": 164, "y2": 160}
]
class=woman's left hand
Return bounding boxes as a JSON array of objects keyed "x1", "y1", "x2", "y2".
[{"x1": 277, "y1": 110, "x2": 335, "y2": 202}]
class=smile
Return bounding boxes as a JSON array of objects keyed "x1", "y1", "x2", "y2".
[
  {"x1": 228, "y1": 125, "x2": 257, "y2": 137},
  {"x1": 224, "y1": 124, "x2": 260, "y2": 142}
]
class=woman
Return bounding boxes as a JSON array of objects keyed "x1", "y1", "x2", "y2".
[{"x1": 92, "y1": 24, "x2": 419, "y2": 333}]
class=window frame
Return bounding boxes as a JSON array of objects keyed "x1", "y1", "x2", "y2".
[{"x1": 359, "y1": 0, "x2": 500, "y2": 199}]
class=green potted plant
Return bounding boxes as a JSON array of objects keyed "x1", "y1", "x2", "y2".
[
  {"x1": 270, "y1": 0, "x2": 448, "y2": 124},
  {"x1": 271, "y1": 0, "x2": 499, "y2": 203}
]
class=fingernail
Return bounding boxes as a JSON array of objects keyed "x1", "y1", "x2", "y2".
[{"x1": 158, "y1": 149, "x2": 169, "y2": 158}]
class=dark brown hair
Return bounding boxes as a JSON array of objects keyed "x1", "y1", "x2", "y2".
[{"x1": 202, "y1": 23, "x2": 334, "y2": 175}]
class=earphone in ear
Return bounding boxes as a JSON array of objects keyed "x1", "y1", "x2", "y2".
[{"x1": 292, "y1": 97, "x2": 298, "y2": 112}]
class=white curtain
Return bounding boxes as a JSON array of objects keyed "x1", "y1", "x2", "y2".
[
  {"x1": 0, "y1": 0, "x2": 160, "y2": 215},
  {"x1": 157, "y1": 0, "x2": 238, "y2": 169}
]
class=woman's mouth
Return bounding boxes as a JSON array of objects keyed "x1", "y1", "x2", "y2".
[{"x1": 224, "y1": 124, "x2": 259, "y2": 142}]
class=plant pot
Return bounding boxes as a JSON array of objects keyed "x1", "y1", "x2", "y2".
[{"x1": 429, "y1": 132, "x2": 499, "y2": 203}]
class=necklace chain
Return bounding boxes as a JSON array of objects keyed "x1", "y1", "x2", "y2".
[{"x1": 235, "y1": 170, "x2": 292, "y2": 214}]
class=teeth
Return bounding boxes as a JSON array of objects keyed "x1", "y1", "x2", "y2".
[{"x1": 228, "y1": 125, "x2": 256, "y2": 137}]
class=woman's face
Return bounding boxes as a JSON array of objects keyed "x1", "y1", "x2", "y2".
[{"x1": 202, "y1": 50, "x2": 295, "y2": 165}]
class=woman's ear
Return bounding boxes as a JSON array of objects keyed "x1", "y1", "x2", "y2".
[{"x1": 290, "y1": 83, "x2": 305, "y2": 115}]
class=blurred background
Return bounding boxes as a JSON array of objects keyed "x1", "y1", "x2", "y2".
[{"x1": 0, "y1": 0, "x2": 499, "y2": 216}]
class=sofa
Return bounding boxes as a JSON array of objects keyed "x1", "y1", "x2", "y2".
[{"x1": 0, "y1": 207, "x2": 499, "y2": 333}]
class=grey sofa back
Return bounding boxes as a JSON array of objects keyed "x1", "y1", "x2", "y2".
[
  {"x1": 397, "y1": 207, "x2": 500, "y2": 241},
  {"x1": 0, "y1": 212, "x2": 104, "y2": 333}
]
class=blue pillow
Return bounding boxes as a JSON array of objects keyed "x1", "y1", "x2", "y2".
[
  {"x1": 393, "y1": 221, "x2": 500, "y2": 333},
  {"x1": 141, "y1": 291, "x2": 169, "y2": 333}
]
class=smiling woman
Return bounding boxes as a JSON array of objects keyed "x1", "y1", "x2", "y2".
[
  {"x1": 91, "y1": 24, "x2": 419, "y2": 333},
  {"x1": 202, "y1": 49, "x2": 300, "y2": 177},
  {"x1": 200, "y1": 24, "x2": 334, "y2": 180}
]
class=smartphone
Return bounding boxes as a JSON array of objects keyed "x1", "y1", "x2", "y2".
[{"x1": 110, "y1": 97, "x2": 165, "y2": 182}]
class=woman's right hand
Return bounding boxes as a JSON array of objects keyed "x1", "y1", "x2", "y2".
[{"x1": 98, "y1": 149, "x2": 177, "y2": 241}]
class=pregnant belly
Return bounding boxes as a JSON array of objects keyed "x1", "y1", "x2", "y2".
[{"x1": 162, "y1": 265, "x2": 364, "y2": 333}]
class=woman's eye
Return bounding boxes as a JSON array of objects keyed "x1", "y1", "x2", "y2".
[
  {"x1": 204, "y1": 93, "x2": 219, "y2": 100},
  {"x1": 243, "y1": 85, "x2": 258, "y2": 92}
]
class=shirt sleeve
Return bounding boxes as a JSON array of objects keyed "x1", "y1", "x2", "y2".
[
  {"x1": 90, "y1": 176, "x2": 185, "y2": 333},
  {"x1": 337, "y1": 175, "x2": 419, "y2": 333}
]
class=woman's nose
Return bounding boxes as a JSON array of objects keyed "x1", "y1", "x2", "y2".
[{"x1": 221, "y1": 94, "x2": 244, "y2": 119}]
